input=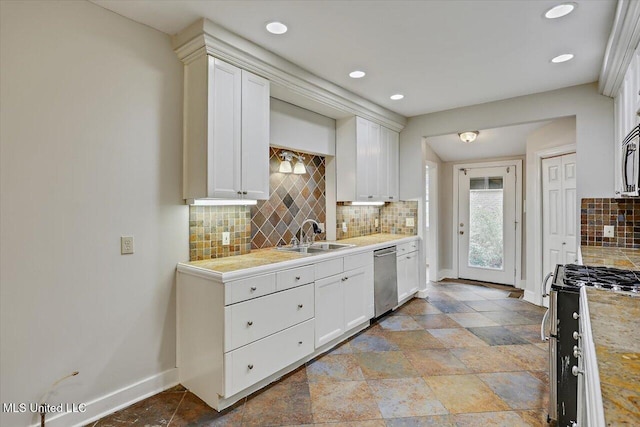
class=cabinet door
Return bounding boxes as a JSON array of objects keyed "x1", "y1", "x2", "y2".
[
  {"x1": 241, "y1": 70, "x2": 270, "y2": 200},
  {"x1": 343, "y1": 265, "x2": 374, "y2": 330},
  {"x1": 386, "y1": 128, "x2": 400, "y2": 201},
  {"x1": 405, "y1": 251, "x2": 420, "y2": 295},
  {"x1": 209, "y1": 58, "x2": 242, "y2": 198},
  {"x1": 396, "y1": 255, "x2": 409, "y2": 303},
  {"x1": 355, "y1": 117, "x2": 371, "y2": 200},
  {"x1": 367, "y1": 120, "x2": 381, "y2": 200},
  {"x1": 314, "y1": 275, "x2": 345, "y2": 348}
]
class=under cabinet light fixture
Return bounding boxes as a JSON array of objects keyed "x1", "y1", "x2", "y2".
[
  {"x1": 349, "y1": 201, "x2": 385, "y2": 206},
  {"x1": 458, "y1": 131, "x2": 479, "y2": 143},
  {"x1": 189, "y1": 199, "x2": 258, "y2": 206}
]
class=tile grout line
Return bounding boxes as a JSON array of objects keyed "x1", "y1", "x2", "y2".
[{"x1": 166, "y1": 391, "x2": 187, "y2": 426}]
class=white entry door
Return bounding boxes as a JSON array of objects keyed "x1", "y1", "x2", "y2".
[
  {"x1": 458, "y1": 166, "x2": 517, "y2": 285},
  {"x1": 542, "y1": 154, "x2": 577, "y2": 284}
]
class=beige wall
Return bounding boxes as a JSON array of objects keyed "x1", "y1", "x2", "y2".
[{"x1": 0, "y1": 1, "x2": 186, "y2": 425}]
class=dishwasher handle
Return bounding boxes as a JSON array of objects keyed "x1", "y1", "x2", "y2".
[{"x1": 374, "y1": 251, "x2": 397, "y2": 258}]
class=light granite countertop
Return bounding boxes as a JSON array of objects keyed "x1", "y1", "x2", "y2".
[
  {"x1": 585, "y1": 288, "x2": 640, "y2": 426},
  {"x1": 580, "y1": 246, "x2": 640, "y2": 270},
  {"x1": 179, "y1": 233, "x2": 419, "y2": 280}
]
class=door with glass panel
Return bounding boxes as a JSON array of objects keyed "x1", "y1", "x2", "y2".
[{"x1": 458, "y1": 166, "x2": 516, "y2": 285}]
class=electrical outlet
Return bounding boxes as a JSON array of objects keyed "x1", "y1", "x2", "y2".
[
  {"x1": 375, "y1": 218, "x2": 379, "y2": 227},
  {"x1": 121, "y1": 236, "x2": 134, "y2": 254},
  {"x1": 406, "y1": 217, "x2": 415, "y2": 227},
  {"x1": 222, "y1": 232, "x2": 230, "y2": 245},
  {"x1": 604, "y1": 225, "x2": 615, "y2": 237},
  {"x1": 342, "y1": 222, "x2": 348, "y2": 232}
]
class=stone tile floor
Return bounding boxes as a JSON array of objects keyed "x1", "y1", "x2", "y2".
[{"x1": 88, "y1": 281, "x2": 549, "y2": 426}]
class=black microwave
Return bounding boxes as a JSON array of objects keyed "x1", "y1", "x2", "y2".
[{"x1": 621, "y1": 124, "x2": 640, "y2": 196}]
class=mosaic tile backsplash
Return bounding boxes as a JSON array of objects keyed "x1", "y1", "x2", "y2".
[
  {"x1": 581, "y1": 198, "x2": 640, "y2": 248},
  {"x1": 336, "y1": 201, "x2": 418, "y2": 239},
  {"x1": 189, "y1": 206, "x2": 251, "y2": 261},
  {"x1": 250, "y1": 148, "x2": 326, "y2": 249}
]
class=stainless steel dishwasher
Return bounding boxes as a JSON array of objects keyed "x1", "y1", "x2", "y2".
[{"x1": 373, "y1": 246, "x2": 398, "y2": 317}]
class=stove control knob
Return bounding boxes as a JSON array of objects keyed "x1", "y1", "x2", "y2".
[
  {"x1": 572, "y1": 366, "x2": 583, "y2": 376},
  {"x1": 571, "y1": 422, "x2": 578, "y2": 427},
  {"x1": 573, "y1": 331, "x2": 581, "y2": 340},
  {"x1": 573, "y1": 345, "x2": 581, "y2": 358},
  {"x1": 572, "y1": 312, "x2": 579, "y2": 320}
]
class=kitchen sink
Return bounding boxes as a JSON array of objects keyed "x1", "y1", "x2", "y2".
[{"x1": 275, "y1": 242, "x2": 355, "y2": 254}]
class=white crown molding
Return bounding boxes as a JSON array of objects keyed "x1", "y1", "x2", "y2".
[
  {"x1": 172, "y1": 19, "x2": 407, "y2": 132},
  {"x1": 599, "y1": 0, "x2": 640, "y2": 97}
]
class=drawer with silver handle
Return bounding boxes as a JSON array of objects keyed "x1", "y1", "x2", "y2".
[
  {"x1": 276, "y1": 265, "x2": 315, "y2": 291},
  {"x1": 224, "y1": 283, "x2": 314, "y2": 351},
  {"x1": 223, "y1": 319, "x2": 314, "y2": 397},
  {"x1": 225, "y1": 273, "x2": 276, "y2": 305}
]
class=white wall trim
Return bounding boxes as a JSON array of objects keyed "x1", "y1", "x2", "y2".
[
  {"x1": 529, "y1": 143, "x2": 576, "y2": 307},
  {"x1": 599, "y1": 0, "x2": 640, "y2": 97},
  {"x1": 451, "y1": 159, "x2": 523, "y2": 287},
  {"x1": 523, "y1": 289, "x2": 538, "y2": 306},
  {"x1": 33, "y1": 368, "x2": 179, "y2": 427},
  {"x1": 172, "y1": 19, "x2": 407, "y2": 132},
  {"x1": 425, "y1": 158, "x2": 439, "y2": 284},
  {"x1": 437, "y1": 269, "x2": 455, "y2": 281}
]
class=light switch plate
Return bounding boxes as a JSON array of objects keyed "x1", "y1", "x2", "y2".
[
  {"x1": 222, "y1": 232, "x2": 230, "y2": 245},
  {"x1": 406, "y1": 217, "x2": 415, "y2": 227},
  {"x1": 121, "y1": 236, "x2": 134, "y2": 254},
  {"x1": 604, "y1": 225, "x2": 615, "y2": 237}
]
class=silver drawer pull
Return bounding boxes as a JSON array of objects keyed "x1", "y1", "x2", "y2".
[
  {"x1": 295, "y1": 276, "x2": 301, "y2": 280},
  {"x1": 247, "y1": 321, "x2": 253, "y2": 326},
  {"x1": 250, "y1": 286, "x2": 257, "y2": 292},
  {"x1": 298, "y1": 341, "x2": 303, "y2": 345},
  {"x1": 248, "y1": 364, "x2": 254, "y2": 370},
  {"x1": 406, "y1": 256, "x2": 411, "y2": 259},
  {"x1": 298, "y1": 304, "x2": 303, "y2": 309},
  {"x1": 341, "y1": 277, "x2": 348, "y2": 281}
]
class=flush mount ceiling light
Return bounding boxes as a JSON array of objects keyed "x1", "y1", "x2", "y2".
[
  {"x1": 544, "y1": 3, "x2": 576, "y2": 19},
  {"x1": 279, "y1": 151, "x2": 306, "y2": 174},
  {"x1": 551, "y1": 53, "x2": 574, "y2": 63},
  {"x1": 349, "y1": 70, "x2": 366, "y2": 79},
  {"x1": 266, "y1": 21, "x2": 288, "y2": 34},
  {"x1": 390, "y1": 94, "x2": 404, "y2": 100},
  {"x1": 458, "y1": 131, "x2": 479, "y2": 143}
]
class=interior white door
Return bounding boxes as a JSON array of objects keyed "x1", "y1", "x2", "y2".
[
  {"x1": 458, "y1": 166, "x2": 517, "y2": 285},
  {"x1": 542, "y1": 154, "x2": 577, "y2": 285}
]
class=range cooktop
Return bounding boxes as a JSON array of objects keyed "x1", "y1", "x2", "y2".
[{"x1": 555, "y1": 264, "x2": 640, "y2": 293}]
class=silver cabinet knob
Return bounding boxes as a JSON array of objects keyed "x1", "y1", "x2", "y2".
[
  {"x1": 368, "y1": 195, "x2": 373, "y2": 199},
  {"x1": 572, "y1": 312, "x2": 579, "y2": 320},
  {"x1": 242, "y1": 191, "x2": 248, "y2": 195},
  {"x1": 298, "y1": 341, "x2": 303, "y2": 345},
  {"x1": 298, "y1": 304, "x2": 303, "y2": 309},
  {"x1": 460, "y1": 223, "x2": 464, "y2": 227},
  {"x1": 295, "y1": 276, "x2": 301, "y2": 280},
  {"x1": 250, "y1": 286, "x2": 257, "y2": 292},
  {"x1": 571, "y1": 366, "x2": 583, "y2": 376},
  {"x1": 247, "y1": 321, "x2": 253, "y2": 326},
  {"x1": 237, "y1": 191, "x2": 242, "y2": 195},
  {"x1": 459, "y1": 231, "x2": 464, "y2": 235},
  {"x1": 573, "y1": 331, "x2": 580, "y2": 340},
  {"x1": 248, "y1": 364, "x2": 254, "y2": 370}
]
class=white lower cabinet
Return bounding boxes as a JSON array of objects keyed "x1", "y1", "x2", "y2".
[
  {"x1": 397, "y1": 250, "x2": 419, "y2": 303},
  {"x1": 315, "y1": 252, "x2": 374, "y2": 348},
  {"x1": 224, "y1": 319, "x2": 314, "y2": 397}
]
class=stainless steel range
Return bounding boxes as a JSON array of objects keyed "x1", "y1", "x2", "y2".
[{"x1": 542, "y1": 264, "x2": 640, "y2": 426}]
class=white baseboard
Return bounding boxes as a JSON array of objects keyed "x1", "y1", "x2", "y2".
[
  {"x1": 416, "y1": 289, "x2": 428, "y2": 298},
  {"x1": 437, "y1": 269, "x2": 454, "y2": 281},
  {"x1": 33, "y1": 368, "x2": 179, "y2": 427},
  {"x1": 523, "y1": 290, "x2": 541, "y2": 306}
]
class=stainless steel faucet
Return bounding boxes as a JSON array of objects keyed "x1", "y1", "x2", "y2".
[{"x1": 296, "y1": 219, "x2": 323, "y2": 246}]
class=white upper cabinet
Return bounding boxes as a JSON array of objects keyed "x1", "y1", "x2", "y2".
[
  {"x1": 183, "y1": 55, "x2": 270, "y2": 201},
  {"x1": 337, "y1": 116, "x2": 400, "y2": 202}
]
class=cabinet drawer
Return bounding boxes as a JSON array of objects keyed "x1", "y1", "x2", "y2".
[
  {"x1": 397, "y1": 241, "x2": 418, "y2": 256},
  {"x1": 224, "y1": 319, "x2": 314, "y2": 397},
  {"x1": 224, "y1": 284, "x2": 314, "y2": 352},
  {"x1": 344, "y1": 251, "x2": 373, "y2": 271},
  {"x1": 276, "y1": 265, "x2": 315, "y2": 291},
  {"x1": 314, "y1": 258, "x2": 344, "y2": 280},
  {"x1": 225, "y1": 273, "x2": 276, "y2": 305}
]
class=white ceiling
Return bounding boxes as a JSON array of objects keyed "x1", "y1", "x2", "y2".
[
  {"x1": 427, "y1": 120, "x2": 553, "y2": 162},
  {"x1": 92, "y1": 0, "x2": 616, "y2": 118}
]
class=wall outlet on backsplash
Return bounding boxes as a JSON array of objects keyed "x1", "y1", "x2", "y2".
[
  {"x1": 375, "y1": 218, "x2": 379, "y2": 227},
  {"x1": 406, "y1": 217, "x2": 415, "y2": 227},
  {"x1": 222, "y1": 232, "x2": 230, "y2": 245},
  {"x1": 603, "y1": 225, "x2": 615, "y2": 238}
]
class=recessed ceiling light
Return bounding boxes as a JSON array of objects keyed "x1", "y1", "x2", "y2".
[
  {"x1": 266, "y1": 21, "x2": 288, "y2": 34},
  {"x1": 390, "y1": 94, "x2": 404, "y2": 100},
  {"x1": 544, "y1": 3, "x2": 576, "y2": 19},
  {"x1": 349, "y1": 70, "x2": 366, "y2": 79},
  {"x1": 551, "y1": 53, "x2": 574, "y2": 63}
]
